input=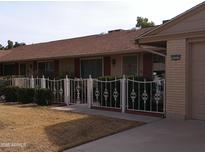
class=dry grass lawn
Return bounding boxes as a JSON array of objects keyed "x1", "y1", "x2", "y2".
[{"x1": 0, "y1": 103, "x2": 142, "y2": 152}]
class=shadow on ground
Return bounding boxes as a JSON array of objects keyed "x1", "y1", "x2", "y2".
[{"x1": 44, "y1": 116, "x2": 141, "y2": 151}]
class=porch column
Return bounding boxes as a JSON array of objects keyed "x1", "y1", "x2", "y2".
[
  {"x1": 143, "y1": 53, "x2": 153, "y2": 78},
  {"x1": 104, "y1": 56, "x2": 111, "y2": 76},
  {"x1": 87, "y1": 75, "x2": 93, "y2": 108},
  {"x1": 15, "y1": 63, "x2": 19, "y2": 75},
  {"x1": 74, "y1": 58, "x2": 80, "y2": 78},
  {"x1": 64, "y1": 75, "x2": 70, "y2": 105},
  {"x1": 54, "y1": 60, "x2": 59, "y2": 77},
  {"x1": 33, "y1": 61, "x2": 38, "y2": 77}
]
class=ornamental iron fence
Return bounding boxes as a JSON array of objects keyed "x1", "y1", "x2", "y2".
[{"x1": 9, "y1": 75, "x2": 166, "y2": 115}]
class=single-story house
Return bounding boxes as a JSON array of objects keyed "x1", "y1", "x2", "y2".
[
  {"x1": 0, "y1": 28, "x2": 165, "y2": 79},
  {"x1": 1, "y1": 1, "x2": 205, "y2": 121}
]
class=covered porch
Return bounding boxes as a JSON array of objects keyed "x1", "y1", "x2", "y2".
[{"x1": 0, "y1": 48, "x2": 165, "y2": 79}]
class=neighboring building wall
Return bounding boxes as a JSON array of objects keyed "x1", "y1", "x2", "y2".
[
  {"x1": 59, "y1": 58, "x2": 74, "y2": 77},
  {"x1": 166, "y1": 39, "x2": 187, "y2": 119},
  {"x1": 157, "y1": 9, "x2": 205, "y2": 35}
]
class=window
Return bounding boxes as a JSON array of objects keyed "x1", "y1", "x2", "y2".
[
  {"x1": 81, "y1": 58, "x2": 103, "y2": 78},
  {"x1": 19, "y1": 64, "x2": 26, "y2": 75},
  {"x1": 123, "y1": 55, "x2": 138, "y2": 76},
  {"x1": 3, "y1": 64, "x2": 17, "y2": 75},
  {"x1": 38, "y1": 61, "x2": 54, "y2": 77}
]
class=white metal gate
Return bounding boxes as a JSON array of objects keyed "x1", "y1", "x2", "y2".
[
  {"x1": 92, "y1": 78, "x2": 121, "y2": 110},
  {"x1": 126, "y1": 79, "x2": 165, "y2": 114},
  {"x1": 69, "y1": 78, "x2": 87, "y2": 104},
  {"x1": 45, "y1": 79, "x2": 64, "y2": 103}
]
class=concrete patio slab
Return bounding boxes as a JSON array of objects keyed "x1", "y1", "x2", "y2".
[
  {"x1": 66, "y1": 119, "x2": 205, "y2": 152},
  {"x1": 51, "y1": 104, "x2": 161, "y2": 123}
]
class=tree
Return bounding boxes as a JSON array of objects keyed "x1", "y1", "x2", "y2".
[
  {"x1": 136, "y1": 17, "x2": 155, "y2": 28},
  {"x1": 14, "y1": 42, "x2": 26, "y2": 48},
  {"x1": 0, "y1": 40, "x2": 26, "y2": 50},
  {"x1": 0, "y1": 44, "x2": 4, "y2": 50},
  {"x1": 6, "y1": 40, "x2": 14, "y2": 49}
]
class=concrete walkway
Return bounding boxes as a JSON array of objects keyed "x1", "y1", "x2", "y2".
[
  {"x1": 52, "y1": 105, "x2": 205, "y2": 152},
  {"x1": 66, "y1": 119, "x2": 205, "y2": 152},
  {"x1": 51, "y1": 104, "x2": 161, "y2": 123}
]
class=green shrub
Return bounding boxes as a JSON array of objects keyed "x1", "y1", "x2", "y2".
[
  {"x1": 34, "y1": 89, "x2": 53, "y2": 106},
  {"x1": 3, "y1": 86, "x2": 19, "y2": 102},
  {"x1": 18, "y1": 88, "x2": 35, "y2": 104}
]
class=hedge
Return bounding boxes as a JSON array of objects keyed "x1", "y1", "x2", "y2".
[
  {"x1": 3, "y1": 86, "x2": 19, "y2": 102},
  {"x1": 2, "y1": 87, "x2": 53, "y2": 105},
  {"x1": 34, "y1": 89, "x2": 53, "y2": 106},
  {"x1": 18, "y1": 88, "x2": 35, "y2": 104}
]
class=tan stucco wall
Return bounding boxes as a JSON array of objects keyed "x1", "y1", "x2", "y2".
[
  {"x1": 110, "y1": 55, "x2": 122, "y2": 76},
  {"x1": 158, "y1": 9, "x2": 205, "y2": 35},
  {"x1": 166, "y1": 39, "x2": 187, "y2": 119},
  {"x1": 59, "y1": 58, "x2": 74, "y2": 77}
]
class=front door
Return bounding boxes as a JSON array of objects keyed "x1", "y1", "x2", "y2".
[{"x1": 81, "y1": 58, "x2": 103, "y2": 78}]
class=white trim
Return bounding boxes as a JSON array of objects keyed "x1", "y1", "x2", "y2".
[{"x1": 140, "y1": 48, "x2": 166, "y2": 57}]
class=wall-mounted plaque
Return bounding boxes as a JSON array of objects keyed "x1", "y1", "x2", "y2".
[{"x1": 171, "y1": 54, "x2": 181, "y2": 61}]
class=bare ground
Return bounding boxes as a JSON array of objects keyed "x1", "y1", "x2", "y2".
[{"x1": 0, "y1": 103, "x2": 143, "y2": 152}]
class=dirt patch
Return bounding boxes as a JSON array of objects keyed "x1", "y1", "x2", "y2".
[{"x1": 0, "y1": 103, "x2": 143, "y2": 152}]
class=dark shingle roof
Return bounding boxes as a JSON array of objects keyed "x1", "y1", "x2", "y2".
[{"x1": 0, "y1": 27, "x2": 154, "y2": 62}]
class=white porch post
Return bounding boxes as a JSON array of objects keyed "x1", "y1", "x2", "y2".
[
  {"x1": 41, "y1": 75, "x2": 46, "y2": 89},
  {"x1": 64, "y1": 75, "x2": 70, "y2": 106},
  {"x1": 121, "y1": 75, "x2": 126, "y2": 113},
  {"x1": 87, "y1": 75, "x2": 93, "y2": 109},
  {"x1": 30, "y1": 75, "x2": 34, "y2": 88}
]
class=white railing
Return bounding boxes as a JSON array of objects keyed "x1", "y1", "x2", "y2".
[
  {"x1": 126, "y1": 78, "x2": 165, "y2": 114},
  {"x1": 10, "y1": 75, "x2": 166, "y2": 115},
  {"x1": 92, "y1": 77, "x2": 121, "y2": 110}
]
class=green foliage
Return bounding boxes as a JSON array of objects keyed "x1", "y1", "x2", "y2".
[
  {"x1": 1, "y1": 87, "x2": 53, "y2": 105},
  {"x1": 136, "y1": 17, "x2": 155, "y2": 28},
  {"x1": 34, "y1": 89, "x2": 53, "y2": 106},
  {"x1": 0, "y1": 44, "x2": 4, "y2": 50},
  {"x1": 6, "y1": 40, "x2": 14, "y2": 50},
  {"x1": 0, "y1": 40, "x2": 26, "y2": 50},
  {"x1": 17, "y1": 88, "x2": 35, "y2": 104},
  {"x1": 14, "y1": 42, "x2": 26, "y2": 48},
  {"x1": 3, "y1": 86, "x2": 19, "y2": 102}
]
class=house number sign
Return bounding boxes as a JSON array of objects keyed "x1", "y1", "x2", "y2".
[{"x1": 171, "y1": 54, "x2": 181, "y2": 61}]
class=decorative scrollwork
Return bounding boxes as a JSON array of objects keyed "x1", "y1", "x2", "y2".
[
  {"x1": 76, "y1": 83, "x2": 80, "y2": 102},
  {"x1": 130, "y1": 89, "x2": 136, "y2": 103},
  {"x1": 95, "y1": 88, "x2": 100, "y2": 101},
  {"x1": 154, "y1": 91, "x2": 161, "y2": 103},
  {"x1": 142, "y1": 91, "x2": 148, "y2": 103},
  {"x1": 103, "y1": 88, "x2": 109, "y2": 102},
  {"x1": 59, "y1": 88, "x2": 63, "y2": 96},
  {"x1": 113, "y1": 88, "x2": 119, "y2": 102}
]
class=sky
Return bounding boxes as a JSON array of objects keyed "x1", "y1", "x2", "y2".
[{"x1": 0, "y1": 0, "x2": 204, "y2": 46}]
